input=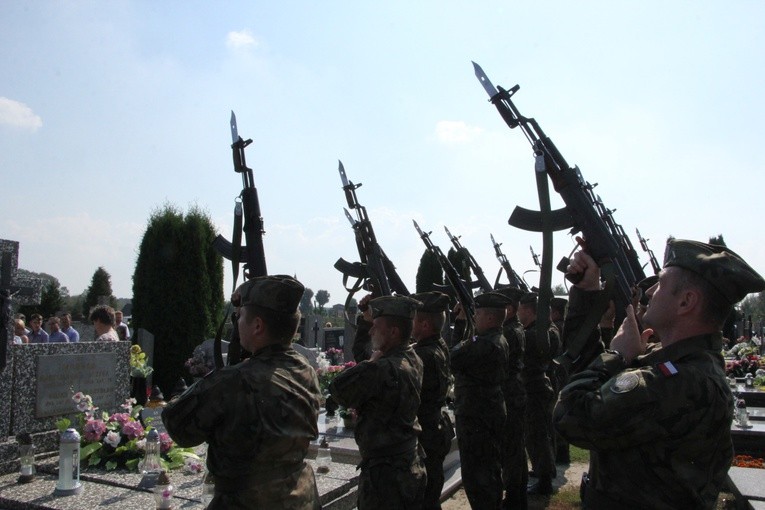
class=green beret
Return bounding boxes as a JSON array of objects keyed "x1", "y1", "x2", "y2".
[
  {"x1": 663, "y1": 239, "x2": 765, "y2": 304},
  {"x1": 410, "y1": 291, "x2": 450, "y2": 313},
  {"x1": 370, "y1": 295, "x2": 423, "y2": 319},
  {"x1": 494, "y1": 286, "x2": 525, "y2": 303},
  {"x1": 637, "y1": 275, "x2": 659, "y2": 306},
  {"x1": 475, "y1": 291, "x2": 513, "y2": 309},
  {"x1": 519, "y1": 292, "x2": 538, "y2": 306},
  {"x1": 550, "y1": 297, "x2": 568, "y2": 313},
  {"x1": 235, "y1": 275, "x2": 305, "y2": 313}
]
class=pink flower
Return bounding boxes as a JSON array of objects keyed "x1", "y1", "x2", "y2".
[
  {"x1": 343, "y1": 361, "x2": 357, "y2": 369},
  {"x1": 104, "y1": 431, "x2": 121, "y2": 448},
  {"x1": 83, "y1": 419, "x2": 107, "y2": 442},
  {"x1": 120, "y1": 398, "x2": 137, "y2": 411},
  {"x1": 109, "y1": 413, "x2": 131, "y2": 426},
  {"x1": 121, "y1": 420, "x2": 144, "y2": 439},
  {"x1": 159, "y1": 432, "x2": 174, "y2": 453}
]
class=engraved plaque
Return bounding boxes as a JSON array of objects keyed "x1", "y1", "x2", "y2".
[{"x1": 36, "y1": 353, "x2": 117, "y2": 418}]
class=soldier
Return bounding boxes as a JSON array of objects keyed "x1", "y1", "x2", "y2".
[
  {"x1": 549, "y1": 296, "x2": 570, "y2": 465},
  {"x1": 495, "y1": 286, "x2": 528, "y2": 510},
  {"x1": 518, "y1": 292, "x2": 555, "y2": 495},
  {"x1": 451, "y1": 291, "x2": 511, "y2": 509},
  {"x1": 411, "y1": 291, "x2": 455, "y2": 510},
  {"x1": 330, "y1": 295, "x2": 426, "y2": 509},
  {"x1": 554, "y1": 239, "x2": 765, "y2": 509},
  {"x1": 162, "y1": 275, "x2": 321, "y2": 510}
]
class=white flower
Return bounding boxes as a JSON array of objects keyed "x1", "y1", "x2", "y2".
[
  {"x1": 317, "y1": 352, "x2": 330, "y2": 371},
  {"x1": 135, "y1": 438, "x2": 146, "y2": 451},
  {"x1": 104, "y1": 431, "x2": 121, "y2": 448}
]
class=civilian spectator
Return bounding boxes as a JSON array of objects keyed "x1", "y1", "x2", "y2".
[
  {"x1": 13, "y1": 319, "x2": 29, "y2": 344},
  {"x1": 115, "y1": 311, "x2": 131, "y2": 341},
  {"x1": 90, "y1": 305, "x2": 119, "y2": 342},
  {"x1": 59, "y1": 313, "x2": 80, "y2": 342},
  {"x1": 47, "y1": 317, "x2": 70, "y2": 343},
  {"x1": 27, "y1": 314, "x2": 49, "y2": 343}
]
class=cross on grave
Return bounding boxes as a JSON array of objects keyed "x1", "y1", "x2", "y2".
[{"x1": 0, "y1": 239, "x2": 43, "y2": 371}]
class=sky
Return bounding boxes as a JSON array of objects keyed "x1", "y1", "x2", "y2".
[{"x1": 2, "y1": 1, "x2": 764, "y2": 308}]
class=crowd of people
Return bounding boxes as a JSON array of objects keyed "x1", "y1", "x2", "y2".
[
  {"x1": 10, "y1": 306, "x2": 130, "y2": 344},
  {"x1": 159, "y1": 237, "x2": 763, "y2": 510}
]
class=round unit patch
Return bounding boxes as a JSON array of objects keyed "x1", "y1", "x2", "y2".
[{"x1": 611, "y1": 372, "x2": 640, "y2": 394}]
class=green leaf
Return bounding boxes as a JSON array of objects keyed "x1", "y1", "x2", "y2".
[
  {"x1": 55, "y1": 418, "x2": 71, "y2": 432},
  {"x1": 81, "y1": 442, "x2": 103, "y2": 460},
  {"x1": 125, "y1": 458, "x2": 139, "y2": 472},
  {"x1": 105, "y1": 460, "x2": 118, "y2": 471},
  {"x1": 88, "y1": 453, "x2": 102, "y2": 466}
]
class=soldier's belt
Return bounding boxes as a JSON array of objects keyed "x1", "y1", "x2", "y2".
[{"x1": 361, "y1": 437, "x2": 418, "y2": 460}]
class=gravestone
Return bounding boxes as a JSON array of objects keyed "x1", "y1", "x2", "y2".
[
  {"x1": 0, "y1": 240, "x2": 43, "y2": 446},
  {"x1": 323, "y1": 327, "x2": 344, "y2": 351}
]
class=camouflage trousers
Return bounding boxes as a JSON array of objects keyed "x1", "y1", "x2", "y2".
[
  {"x1": 358, "y1": 449, "x2": 427, "y2": 510},
  {"x1": 456, "y1": 413, "x2": 505, "y2": 510},
  {"x1": 524, "y1": 390, "x2": 555, "y2": 479},
  {"x1": 420, "y1": 412, "x2": 455, "y2": 510}
]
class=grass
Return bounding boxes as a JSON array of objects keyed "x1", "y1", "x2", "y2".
[{"x1": 569, "y1": 445, "x2": 589, "y2": 464}]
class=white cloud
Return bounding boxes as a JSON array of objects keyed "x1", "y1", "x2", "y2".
[
  {"x1": 434, "y1": 120, "x2": 482, "y2": 143},
  {"x1": 0, "y1": 97, "x2": 42, "y2": 131},
  {"x1": 226, "y1": 30, "x2": 258, "y2": 50}
]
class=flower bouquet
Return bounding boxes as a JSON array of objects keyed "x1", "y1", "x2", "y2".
[
  {"x1": 185, "y1": 345, "x2": 214, "y2": 377},
  {"x1": 726, "y1": 355, "x2": 763, "y2": 378},
  {"x1": 130, "y1": 345, "x2": 153, "y2": 378},
  {"x1": 55, "y1": 392, "x2": 200, "y2": 472},
  {"x1": 339, "y1": 407, "x2": 358, "y2": 429},
  {"x1": 316, "y1": 360, "x2": 357, "y2": 395}
]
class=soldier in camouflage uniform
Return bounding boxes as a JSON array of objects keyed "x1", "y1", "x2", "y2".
[
  {"x1": 330, "y1": 295, "x2": 426, "y2": 510},
  {"x1": 518, "y1": 292, "x2": 556, "y2": 495},
  {"x1": 451, "y1": 291, "x2": 511, "y2": 509},
  {"x1": 162, "y1": 275, "x2": 321, "y2": 510},
  {"x1": 495, "y1": 286, "x2": 528, "y2": 510},
  {"x1": 411, "y1": 291, "x2": 455, "y2": 510},
  {"x1": 554, "y1": 239, "x2": 765, "y2": 509},
  {"x1": 549, "y1": 296, "x2": 570, "y2": 465}
]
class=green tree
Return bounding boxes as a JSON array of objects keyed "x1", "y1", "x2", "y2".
[
  {"x1": 415, "y1": 249, "x2": 443, "y2": 293},
  {"x1": 709, "y1": 234, "x2": 727, "y2": 247},
  {"x1": 81, "y1": 267, "x2": 117, "y2": 317},
  {"x1": 315, "y1": 290, "x2": 330, "y2": 312},
  {"x1": 300, "y1": 288, "x2": 314, "y2": 315},
  {"x1": 132, "y1": 204, "x2": 224, "y2": 394}
]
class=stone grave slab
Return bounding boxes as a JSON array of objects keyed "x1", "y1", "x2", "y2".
[
  {"x1": 738, "y1": 389, "x2": 765, "y2": 408},
  {"x1": 727, "y1": 466, "x2": 765, "y2": 509},
  {"x1": 731, "y1": 421, "x2": 765, "y2": 457},
  {"x1": 11, "y1": 342, "x2": 130, "y2": 435}
]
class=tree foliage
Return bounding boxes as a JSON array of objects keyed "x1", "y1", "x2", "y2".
[
  {"x1": 415, "y1": 249, "x2": 443, "y2": 293},
  {"x1": 81, "y1": 267, "x2": 117, "y2": 317},
  {"x1": 315, "y1": 289, "x2": 330, "y2": 311},
  {"x1": 132, "y1": 204, "x2": 224, "y2": 394},
  {"x1": 709, "y1": 234, "x2": 727, "y2": 247}
]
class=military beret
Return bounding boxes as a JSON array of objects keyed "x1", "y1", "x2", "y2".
[
  {"x1": 494, "y1": 286, "x2": 526, "y2": 303},
  {"x1": 519, "y1": 292, "x2": 538, "y2": 306},
  {"x1": 370, "y1": 295, "x2": 423, "y2": 319},
  {"x1": 637, "y1": 275, "x2": 659, "y2": 306},
  {"x1": 234, "y1": 275, "x2": 305, "y2": 313},
  {"x1": 410, "y1": 291, "x2": 450, "y2": 313},
  {"x1": 550, "y1": 297, "x2": 568, "y2": 313},
  {"x1": 475, "y1": 291, "x2": 513, "y2": 309},
  {"x1": 663, "y1": 239, "x2": 765, "y2": 305}
]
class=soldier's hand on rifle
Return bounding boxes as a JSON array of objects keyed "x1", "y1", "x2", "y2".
[
  {"x1": 610, "y1": 305, "x2": 652, "y2": 364},
  {"x1": 599, "y1": 300, "x2": 616, "y2": 329},
  {"x1": 358, "y1": 294, "x2": 374, "y2": 323},
  {"x1": 567, "y1": 239, "x2": 600, "y2": 291},
  {"x1": 452, "y1": 302, "x2": 466, "y2": 321}
]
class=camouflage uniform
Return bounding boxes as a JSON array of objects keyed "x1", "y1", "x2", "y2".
[
  {"x1": 330, "y1": 341, "x2": 426, "y2": 509},
  {"x1": 553, "y1": 239, "x2": 765, "y2": 509},
  {"x1": 414, "y1": 332, "x2": 454, "y2": 510},
  {"x1": 554, "y1": 330, "x2": 733, "y2": 509},
  {"x1": 522, "y1": 320, "x2": 555, "y2": 485},
  {"x1": 451, "y1": 326, "x2": 509, "y2": 509},
  {"x1": 501, "y1": 314, "x2": 528, "y2": 508},
  {"x1": 162, "y1": 344, "x2": 322, "y2": 510}
]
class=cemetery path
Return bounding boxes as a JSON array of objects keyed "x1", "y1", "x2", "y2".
[{"x1": 441, "y1": 460, "x2": 588, "y2": 509}]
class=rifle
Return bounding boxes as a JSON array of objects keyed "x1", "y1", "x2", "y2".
[
  {"x1": 529, "y1": 246, "x2": 541, "y2": 268},
  {"x1": 473, "y1": 62, "x2": 643, "y2": 370},
  {"x1": 490, "y1": 233, "x2": 529, "y2": 292},
  {"x1": 334, "y1": 161, "x2": 409, "y2": 303},
  {"x1": 444, "y1": 226, "x2": 493, "y2": 293},
  {"x1": 413, "y1": 220, "x2": 475, "y2": 332},
  {"x1": 636, "y1": 229, "x2": 661, "y2": 275},
  {"x1": 212, "y1": 111, "x2": 268, "y2": 368}
]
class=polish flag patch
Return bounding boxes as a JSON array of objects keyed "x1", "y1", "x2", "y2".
[{"x1": 658, "y1": 361, "x2": 678, "y2": 377}]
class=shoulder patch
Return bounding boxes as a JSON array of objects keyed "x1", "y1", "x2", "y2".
[
  {"x1": 611, "y1": 371, "x2": 640, "y2": 394},
  {"x1": 657, "y1": 361, "x2": 678, "y2": 377}
]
